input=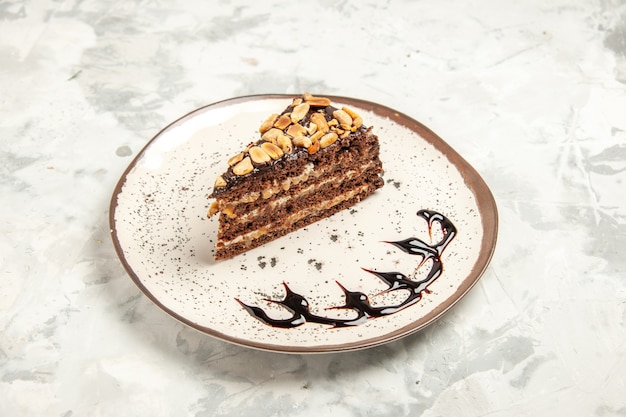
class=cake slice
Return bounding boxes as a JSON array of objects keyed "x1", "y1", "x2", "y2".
[{"x1": 208, "y1": 93, "x2": 384, "y2": 260}]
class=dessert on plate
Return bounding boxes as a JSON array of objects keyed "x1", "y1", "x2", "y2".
[{"x1": 208, "y1": 93, "x2": 384, "y2": 260}]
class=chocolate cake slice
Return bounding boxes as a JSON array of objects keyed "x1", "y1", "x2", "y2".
[{"x1": 208, "y1": 93, "x2": 384, "y2": 260}]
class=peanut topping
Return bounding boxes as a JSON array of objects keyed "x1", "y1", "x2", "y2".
[
  {"x1": 227, "y1": 152, "x2": 244, "y2": 167},
  {"x1": 259, "y1": 113, "x2": 279, "y2": 133},
  {"x1": 308, "y1": 136, "x2": 320, "y2": 154},
  {"x1": 333, "y1": 109, "x2": 352, "y2": 127},
  {"x1": 262, "y1": 127, "x2": 283, "y2": 143},
  {"x1": 274, "y1": 114, "x2": 292, "y2": 130},
  {"x1": 292, "y1": 135, "x2": 312, "y2": 148},
  {"x1": 308, "y1": 130, "x2": 324, "y2": 143},
  {"x1": 286, "y1": 122, "x2": 307, "y2": 138},
  {"x1": 277, "y1": 134, "x2": 293, "y2": 153},
  {"x1": 249, "y1": 146, "x2": 271, "y2": 165},
  {"x1": 214, "y1": 175, "x2": 227, "y2": 187},
  {"x1": 303, "y1": 93, "x2": 331, "y2": 107},
  {"x1": 261, "y1": 142, "x2": 284, "y2": 159},
  {"x1": 290, "y1": 102, "x2": 310, "y2": 122},
  {"x1": 310, "y1": 112, "x2": 329, "y2": 133},
  {"x1": 207, "y1": 201, "x2": 219, "y2": 217},
  {"x1": 319, "y1": 132, "x2": 338, "y2": 149},
  {"x1": 233, "y1": 156, "x2": 254, "y2": 175},
  {"x1": 342, "y1": 107, "x2": 363, "y2": 129}
]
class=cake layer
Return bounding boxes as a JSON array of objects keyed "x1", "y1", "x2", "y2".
[
  {"x1": 211, "y1": 128, "x2": 380, "y2": 217},
  {"x1": 228, "y1": 160, "x2": 380, "y2": 224},
  {"x1": 214, "y1": 182, "x2": 381, "y2": 260},
  {"x1": 218, "y1": 156, "x2": 381, "y2": 220},
  {"x1": 216, "y1": 171, "x2": 383, "y2": 241}
]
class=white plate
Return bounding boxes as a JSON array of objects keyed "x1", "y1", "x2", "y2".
[{"x1": 110, "y1": 94, "x2": 498, "y2": 353}]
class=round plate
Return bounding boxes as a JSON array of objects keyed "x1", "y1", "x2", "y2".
[{"x1": 109, "y1": 94, "x2": 498, "y2": 353}]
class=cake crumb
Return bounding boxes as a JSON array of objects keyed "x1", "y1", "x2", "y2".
[
  {"x1": 307, "y1": 259, "x2": 323, "y2": 271},
  {"x1": 386, "y1": 178, "x2": 401, "y2": 189}
]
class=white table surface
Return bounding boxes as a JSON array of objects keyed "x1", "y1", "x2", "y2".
[{"x1": 1, "y1": 0, "x2": 625, "y2": 416}]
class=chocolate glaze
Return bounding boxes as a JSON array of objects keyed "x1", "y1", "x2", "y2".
[
  {"x1": 210, "y1": 101, "x2": 367, "y2": 198},
  {"x1": 237, "y1": 209, "x2": 457, "y2": 329}
]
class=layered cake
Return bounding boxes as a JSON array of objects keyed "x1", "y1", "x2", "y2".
[{"x1": 208, "y1": 93, "x2": 384, "y2": 260}]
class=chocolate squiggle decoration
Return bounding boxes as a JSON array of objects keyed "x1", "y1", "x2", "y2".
[{"x1": 236, "y1": 209, "x2": 456, "y2": 328}]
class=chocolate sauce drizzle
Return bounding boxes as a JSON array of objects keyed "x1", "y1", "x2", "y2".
[{"x1": 236, "y1": 209, "x2": 457, "y2": 328}]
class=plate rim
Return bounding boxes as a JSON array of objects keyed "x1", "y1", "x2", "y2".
[{"x1": 109, "y1": 93, "x2": 499, "y2": 353}]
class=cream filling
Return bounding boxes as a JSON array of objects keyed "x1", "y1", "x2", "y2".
[
  {"x1": 230, "y1": 162, "x2": 315, "y2": 205},
  {"x1": 221, "y1": 154, "x2": 377, "y2": 207},
  {"x1": 234, "y1": 161, "x2": 377, "y2": 223},
  {"x1": 220, "y1": 159, "x2": 379, "y2": 221},
  {"x1": 218, "y1": 184, "x2": 372, "y2": 249}
]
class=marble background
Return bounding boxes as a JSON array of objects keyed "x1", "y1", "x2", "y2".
[{"x1": 1, "y1": 0, "x2": 625, "y2": 416}]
